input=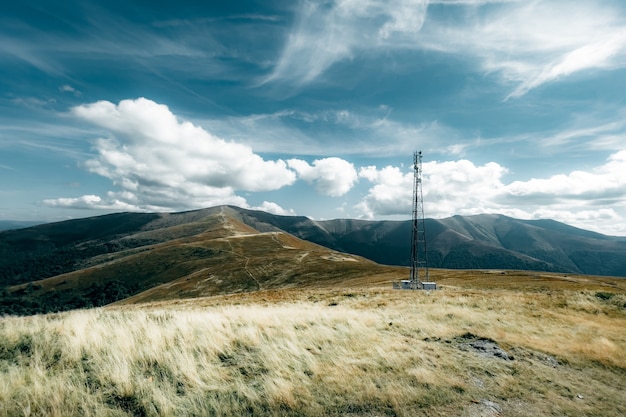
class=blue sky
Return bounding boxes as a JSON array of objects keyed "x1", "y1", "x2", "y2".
[{"x1": 1, "y1": 0, "x2": 626, "y2": 235}]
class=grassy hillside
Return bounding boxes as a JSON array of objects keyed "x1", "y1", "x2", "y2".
[
  {"x1": 1, "y1": 271, "x2": 625, "y2": 416},
  {"x1": 1, "y1": 208, "x2": 398, "y2": 315}
]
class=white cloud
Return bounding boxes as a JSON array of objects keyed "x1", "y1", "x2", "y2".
[
  {"x1": 530, "y1": 208, "x2": 622, "y2": 230},
  {"x1": 202, "y1": 108, "x2": 462, "y2": 157},
  {"x1": 43, "y1": 195, "x2": 102, "y2": 209},
  {"x1": 288, "y1": 157, "x2": 358, "y2": 197},
  {"x1": 45, "y1": 98, "x2": 296, "y2": 212},
  {"x1": 504, "y1": 150, "x2": 626, "y2": 202},
  {"x1": 539, "y1": 118, "x2": 626, "y2": 150},
  {"x1": 357, "y1": 160, "x2": 508, "y2": 219},
  {"x1": 267, "y1": 0, "x2": 626, "y2": 97},
  {"x1": 504, "y1": 27, "x2": 626, "y2": 98},
  {"x1": 59, "y1": 84, "x2": 81, "y2": 96},
  {"x1": 253, "y1": 201, "x2": 296, "y2": 216},
  {"x1": 42, "y1": 195, "x2": 139, "y2": 211},
  {"x1": 356, "y1": 151, "x2": 626, "y2": 235},
  {"x1": 356, "y1": 165, "x2": 413, "y2": 218},
  {"x1": 265, "y1": 0, "x2": 429, "y2": 85},
  {"x1": 427, "y1": 1, "x2": 626, "y2": 99}
]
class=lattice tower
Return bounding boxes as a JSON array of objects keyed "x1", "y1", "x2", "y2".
[{"x1": 409, "y1": 151, "x2": 429, "y2": 288}]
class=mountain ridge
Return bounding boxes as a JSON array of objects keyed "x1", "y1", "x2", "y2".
[
  {"x1": 1, "y1": 205, "x2": 625, "y2": 315},
  {"x1": 226, "y1": 206, "x2": 626, "y2": 277},
  {"x1": 0, "y1": 206, "x2": 399, "y2": 315}
]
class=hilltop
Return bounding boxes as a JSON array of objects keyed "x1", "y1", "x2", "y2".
[{"x1": 0, "y1": 206, "x2": 398, "y2": 315}]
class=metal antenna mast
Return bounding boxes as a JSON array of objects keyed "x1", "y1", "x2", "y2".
[
  {"x1": 393, "y1": 151, "x2": 436, "y2": 290},
  {"x1": 410, "y1": 151, "x2": 429, "y2": 289}
]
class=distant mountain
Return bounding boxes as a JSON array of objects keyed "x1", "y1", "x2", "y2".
[
  {"x1": 228, "y1": 207, "x2": 626, "y2": 278},
  {"x1": 0, "y1": 220, "x2": 43, "y2": 231}
]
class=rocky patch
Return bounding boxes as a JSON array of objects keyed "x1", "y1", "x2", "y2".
[{"x1": 453, "y1": 333, "x2": 514, "y2": 361}]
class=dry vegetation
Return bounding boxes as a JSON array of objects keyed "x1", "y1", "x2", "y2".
[{"x1": 1, "y1": 270, "x2": 625, "y2": 416}]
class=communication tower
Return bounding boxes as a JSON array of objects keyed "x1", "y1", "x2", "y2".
[{"x1": 395, "y1": 151, "x2": 436, "y2": 290}]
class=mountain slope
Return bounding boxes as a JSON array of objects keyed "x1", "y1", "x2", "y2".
[{"x1": 0, "y1": 207, "x2": 398, "y2": 315}]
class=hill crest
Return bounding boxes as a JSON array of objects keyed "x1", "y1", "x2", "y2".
[{"x1": 0, "y1": 206, "x2": 398, "y2": 314}]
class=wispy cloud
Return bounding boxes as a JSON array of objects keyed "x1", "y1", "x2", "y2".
[
  {"x1": 423, "y1": 1, "x2": 626, "y2": 99},
  {"x1": 0, "y1": 112, "x2": 98, "y2": 159},
  {"x1": 200, "y1": 107, "x2": 465, "y2": 157},
  {"x1": 263, "y1": 0, "x2": 429, "y2": 85},
  {"x1": 0, "y1": 37, "x2": 67, "y2": 76},
  {"x1": 153, "y1": 14, "x2": 283, "y2": 28},
  {"x1": 539, "y1": 119, "x2": 626, "y2": 153},
  {"x1": 266, "y1": 0, "x2": 626, "y2": 98},
  {"x1": 0, "y1": 6, "x2": 224, "y2": 79},
  {"x1": 59, "y1": 84, "x2": 81, "y2": 96}
]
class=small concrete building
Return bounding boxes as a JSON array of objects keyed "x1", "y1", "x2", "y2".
[{"x1": 421, "y1": 282, "x2": 437, "y2": 290}]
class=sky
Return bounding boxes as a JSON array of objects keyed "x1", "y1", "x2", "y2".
[{"x1": 1, "y1": 0, "x2": 626, "y2": 236}]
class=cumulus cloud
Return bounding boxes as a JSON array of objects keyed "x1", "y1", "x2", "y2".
[
  {"x1": 356, "y1": 160, "x2": 507, "y2": 219},
  {"x1": 44, "y1": 98, "x2": 296, "y2": 212},
  {"x1": 253, "y1": 201, "x2": 296, "y2": 216},
  {"x1": 288, "y1": 157, "x2": 358, "y2": 197},
  {"x1": 501, "y1": 150, "x2": 626, "y2": 218},
  {"x1": 356, "y1": 165, "x2": 412, "y2": 218},
  {"x1": 356, "y1": 151, "x2": 626, "y2": 235},
  {"x1": 503, "y1": 150, "x2": 626, "y2": 202}
]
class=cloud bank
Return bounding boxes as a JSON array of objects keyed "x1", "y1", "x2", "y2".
[
  {"x1": 44, "y1": 98, "x2": 363, "y2": 213},
  {"x1": 46, "y1": 98, "x2": 298, "y2": 212},
  {"x1": 356, "y1": 151, "x2": 626, "y2": 235}
]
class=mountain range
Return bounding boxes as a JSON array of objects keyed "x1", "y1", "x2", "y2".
[
  {"x1": 228, "y1": 206, "x2": 626, "y2": 276},
  {"x1": 0, "y1": 205, "x2": 624, "y2": 315}
]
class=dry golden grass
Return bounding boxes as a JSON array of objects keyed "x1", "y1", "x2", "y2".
[{"x1": 1, "y1": 270, "x2": 625, "y2": 416}]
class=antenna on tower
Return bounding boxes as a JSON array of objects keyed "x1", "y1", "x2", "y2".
[{"x1": 394, "y1": 151, "x2": 437, "y2": 290}]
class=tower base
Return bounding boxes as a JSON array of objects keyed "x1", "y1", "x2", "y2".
[{"x1": 392, "y1": 280, "x2": 438, "y2": 290}]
